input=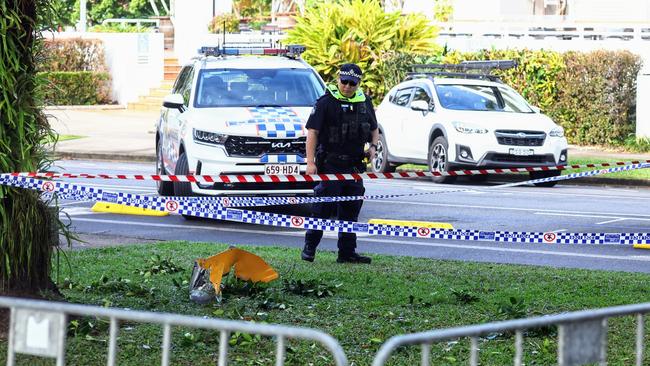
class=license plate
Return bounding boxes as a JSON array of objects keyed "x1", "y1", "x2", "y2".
[
  {"x1": 509, "y1": 148, "x2": 534, "y2": 156},
  {"x1": 264, "y1": 164, "x2": 301, "y2": 175}
]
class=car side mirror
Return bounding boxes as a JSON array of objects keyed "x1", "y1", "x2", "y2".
[
  {"x1": 410, "y1": 100, "x2": 430, "y2": 112},
  {"x1": 163, "y1": 93, "x2": 186, "y2": 112}
]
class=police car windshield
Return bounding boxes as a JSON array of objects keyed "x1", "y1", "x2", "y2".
[
  {"x1": 435, "y1": 84, "x2": 534, "y2": 113},
  {"x1": 195, "y1": 68, "x2": 325, "y2": 108}
]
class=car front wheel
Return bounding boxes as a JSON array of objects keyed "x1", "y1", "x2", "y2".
[
  {"x1": 371, "y1": 134, "x2": 396, "y2": 173},
  {"x1": 156, "y1": 142, "x2": 174, "y2": 196},
  {"x1": 428, "y1": 136, "x2": 456, "y2": 184}
]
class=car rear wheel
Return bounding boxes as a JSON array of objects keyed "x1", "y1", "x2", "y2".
[
  {"x1": 529, "y1": 170, "x2": 561, "y2": 187},
  {"x1": 173, "y1": 152, "x2": 197, "y2": 220},
  {"x1": 371, "y1": 134, "x2": 396, "y2": 173},
  {"x1": 156, "y1": 142, "x2": 174, "y2": 196},
  {"x1": 428, "y1": 136, "x2": 456, "y2": 184}
]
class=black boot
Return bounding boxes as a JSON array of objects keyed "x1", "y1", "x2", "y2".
[
  {"x1": 336, "y1": 252, "x2": 371, "y2": 264},
  {"x1": 301, "y1": 244, "x2": 316, "y2": 262}
]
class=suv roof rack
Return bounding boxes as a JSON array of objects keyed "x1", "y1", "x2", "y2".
[
  {"x1": 196, "y1": 42, "x2": 306, "y2": 60},
  {"x1": 406, "y1": 60, "x2": 517, "y2": 83}
]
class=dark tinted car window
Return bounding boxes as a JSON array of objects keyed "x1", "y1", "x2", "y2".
[{"x1": 195, "y1": 68, "x2": 325, "y2": 108}]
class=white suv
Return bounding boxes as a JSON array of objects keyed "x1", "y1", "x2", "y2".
[
  {"x1": 156, "y1": 45, "x2": 325, "y2": 197},
  {"x1": 373, "y1": 61, "x2": 568, "y2": 187}
]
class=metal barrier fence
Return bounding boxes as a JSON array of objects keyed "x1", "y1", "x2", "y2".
[
  {"x1": 1, "y1": 296, "x2": 348, "y2": 366},
  {"x1": 372, "y1": 302, "x2": 650, "y2": 366}
]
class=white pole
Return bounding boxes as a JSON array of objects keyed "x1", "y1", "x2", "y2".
[{"x1": 79, "y1": 0, "x2": 87, "y2": 32}]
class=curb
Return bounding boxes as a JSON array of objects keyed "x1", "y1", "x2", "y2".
[
  {"x1": 45, "y1": 105, "x2": 127, "y2": 111},
  {"x1": 55, "y1": 151, "x2": 155, "y2": 163}
]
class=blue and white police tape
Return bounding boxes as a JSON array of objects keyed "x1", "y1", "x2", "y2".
[
  {"x1": 1, "y1": 163, "x2": 648, "y2": 209},
  {"x1": 0, "y1": 171, "x2": 649, "y2": 246}
]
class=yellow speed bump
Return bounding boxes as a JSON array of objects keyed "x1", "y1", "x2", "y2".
[
  {"x1": 633, "y1": 244, "x2": 650, "y2": 250},
  {"x1": 91, "y1": 202, "x2": 169, "y2": 217},
  {"x1": 368, "y1": 219, "x2": 454, "y2": 229}
]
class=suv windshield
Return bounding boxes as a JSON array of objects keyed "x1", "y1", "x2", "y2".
[
  {"x1": 195, "y1": 68, "x2": 324, "y2": 108},
  {"x1": 435, "y1": 84, "x2": 534, "y2": 113}
]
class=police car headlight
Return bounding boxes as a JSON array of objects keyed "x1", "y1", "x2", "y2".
[
  {"x1": 193, "y1": 129, "x2": 228, "y2": 145},
  {"x1": 452, "y1": 121, "x2": 488, "y2": 134},
  {"x1": 550, "y1": 126, "x2": 564, "y2": 137}
]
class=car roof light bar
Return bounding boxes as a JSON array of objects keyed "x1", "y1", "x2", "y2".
[{"x1": 197, "y1": 43, "x2": 305, "y2": 59}]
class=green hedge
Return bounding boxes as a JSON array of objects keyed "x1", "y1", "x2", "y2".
[
  {"x1": 552, "y1": 50, "x2": 641, "y2": 145},
  {"x1": 39, "y1": 71, "x2": 111, "y2": 105},
  {"x1": 395, "y1": 48, "x2": 642, "y2": 146}
]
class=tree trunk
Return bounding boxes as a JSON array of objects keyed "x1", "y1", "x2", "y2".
[{"x1": 0, "y1": 0, "x2": 58, "y2": 293}]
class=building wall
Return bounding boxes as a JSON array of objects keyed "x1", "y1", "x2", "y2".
[
  {"x1": 570, "y1": 0, "x2": 650, "y2": 22},
  {"x1": 451, "y1": 0, "x2": 650, "y2": 22}
]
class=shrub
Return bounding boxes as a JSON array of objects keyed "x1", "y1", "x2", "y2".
[
  {"x1": 209, "y1": 13, "x2": 240, "y2": 33},
  {"x1": 39, "y1": 38, "x2": 107, "y2": 72},
  {"x1": 552, "y1": 50, "x2": 641, "y2": 145},
  {"x1": 89, "y1": 24, "x2": 153, "y2": 33},
  {"x1": 39, "y1": 71, "x2": 111, "y2": 105},
  {"x1": 286, "y1": 0, "x2": 441, "y2": 98}
]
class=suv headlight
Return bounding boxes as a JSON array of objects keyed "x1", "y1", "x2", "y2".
[
  {"x1": 452, "y1": 121, "x2": 488, "y2": 134},
  {"x1": 549, "y1": 126, "x2": 564, "y2": 137},
  {"x1": 193, "y1": 129, "x2": 228, "y2": 145}
]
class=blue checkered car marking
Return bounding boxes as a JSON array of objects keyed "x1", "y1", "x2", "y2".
[
  {"x1": 260, "y1": 154, "x2": 305, "y2": 163},
  {"x1": 257, "y1": 122, "x2": 304, "y2": 138}
]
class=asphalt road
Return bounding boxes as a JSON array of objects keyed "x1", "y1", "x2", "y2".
[{"x1": 53, "y1": 159, "x2": 650, "y2": 273}]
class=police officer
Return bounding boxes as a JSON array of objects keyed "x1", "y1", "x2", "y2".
[{"x1": 301, "y1": 63, "x2": 379, "y2": 264}]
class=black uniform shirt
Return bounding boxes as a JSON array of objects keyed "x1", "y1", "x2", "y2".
[{"x1": 305, "y1": 91, "x2": 378, "y2": 156}]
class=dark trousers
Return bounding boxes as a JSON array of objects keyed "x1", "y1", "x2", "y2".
[{"x1": 304, "y1": 162, "x2": 365, "y2": 256}]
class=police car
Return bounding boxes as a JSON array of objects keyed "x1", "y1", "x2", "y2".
[
  {"x1": 373, "y1": 60, "x2": 569, "y2": 187},
  {"x1": 156, "y1": 44, "x2": 325, "y2": 197}
]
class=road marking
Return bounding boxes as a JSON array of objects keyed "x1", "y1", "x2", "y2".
[
  {"x1": 596, "y1": 218, "x2": 627, "y2": 225},
  {"x1": 534, "y1": 212, "x2": 650, "y2": 221},
  {"x1": 372, "y1": 200, "x2": 650, "y2": 218},
  {"x1": 60, "y1": 207, "x2": 99, "y2": 216},
  {"x1": 67, "y1": 217, "x2": 650, "y2": 263}
]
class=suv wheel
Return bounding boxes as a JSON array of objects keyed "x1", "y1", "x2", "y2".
[
  {"x1": 156, "y1": 142, "x2": 174, "y2": 196},
  {"x1": 529, "y1": 170, "x2": 561, "y2": 187},
  {"x1": 428, "y1": 136, "x2": 456, "y2": 184},
  {"x1": 371, "y1": 134, "x2": 396, "y2": 173},
  {"x1": 173, "y1": 152, "x2": 197, "y2": 220}
]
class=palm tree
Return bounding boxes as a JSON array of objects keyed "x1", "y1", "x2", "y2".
[{"x1": 0, "y1": 0, "x2": 59, "y2": 300}]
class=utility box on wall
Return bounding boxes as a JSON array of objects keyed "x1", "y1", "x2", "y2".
[{"x1": 637, "y1": 65, "x2": 650, "y2": 139}]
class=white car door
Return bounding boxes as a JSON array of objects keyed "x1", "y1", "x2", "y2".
[
  {"x1": 382, "y1": 87, "x2": 414, "y2": 157},
  {"x1": 400, "y1": 85, "x2": 435, "y2": 159},
  {"x1": 162, "y1": 66, "x2": 194, "y2": 174}
]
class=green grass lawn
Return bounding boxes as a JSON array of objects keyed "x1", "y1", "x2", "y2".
[
  {"x1": 3, "y1": 242, "x2": 650, "y2": 365},
  {"x1": 567, "y1": 157, "x2": 650, "y2": 180}
]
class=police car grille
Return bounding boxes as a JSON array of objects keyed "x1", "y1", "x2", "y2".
[
  {"x1": 495, "y1": 130, "x2": 546, "y2": 146},
  {"x1": 224, "y1": 136, "x2": 306, "y2": 157}
]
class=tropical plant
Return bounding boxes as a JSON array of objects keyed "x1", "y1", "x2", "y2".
[
  {"x1": 286, "y1": 0, "x2": 441, "y2": 98},
  {"x1": 208, "y1": 13, "x2": 240, "y2": 34},
  {"x1": 234, "y1": 0, "x2": 271, "y2": 18},
  {"x1": 434, "y1": 0, "x2": 454, "y2": 22},
  {"x1": 1, "y1": 0, "x2": 61, "y2": 297}
]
